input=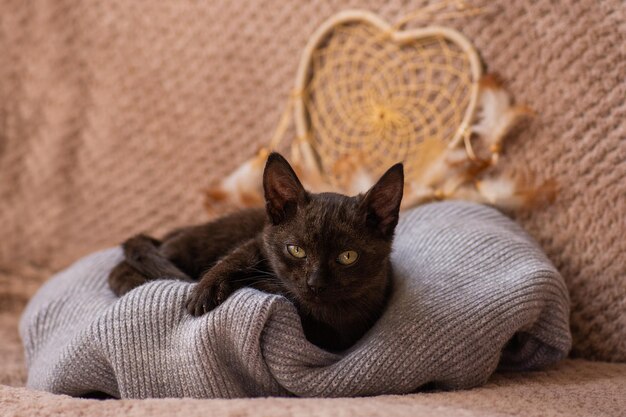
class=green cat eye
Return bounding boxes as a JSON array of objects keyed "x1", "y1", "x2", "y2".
[
  {"x1": 287, "y1": 244, "x2": 306, "y2": 259},
  {"x1": 337, "y1": 250, "x2": 359, "y2": 265}
]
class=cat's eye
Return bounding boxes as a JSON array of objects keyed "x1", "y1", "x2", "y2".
[
  {"x1": 287, "y1": 244, "x2": 306, "y2": 259},
  {"x1": 337, "y1": 250, "x2": 359, "y2": 265}
]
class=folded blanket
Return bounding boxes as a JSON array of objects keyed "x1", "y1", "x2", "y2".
[{"x1": 20, "y1": 202, "x2": 571, "y2": 399}]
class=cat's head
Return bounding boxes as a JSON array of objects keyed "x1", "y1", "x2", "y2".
[{"x1": 261, "y1": 152, "x2": 403, "y2": 311}]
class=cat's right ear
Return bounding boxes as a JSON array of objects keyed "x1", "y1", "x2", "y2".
[
  {"x1": 360, "y1": 163, "x2": 404, "y2": 238},
  {"x1": 263, "y1": 152, "x2": 307, "y2": 225}
]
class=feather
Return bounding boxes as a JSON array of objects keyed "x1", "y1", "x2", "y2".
[
  {"x1": 331, "y1": 152, "x2": 376, "y2": 195},
  {"x1": 204, "y1": 150, "x2": 266, "y2": 212},
  {"x1": 476, "y1": 176, "x2": 558, "y2": 210},
  {"x1": 472, "y1": 75, "x2": 534, "y2": 157},
  {"x1": 401, "y1": 182, "x2": 436, "y2": 209}
]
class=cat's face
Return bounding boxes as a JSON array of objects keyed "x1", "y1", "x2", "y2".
[{"x1": 261, "y1": 153, "x2": 404, "y2": 311}]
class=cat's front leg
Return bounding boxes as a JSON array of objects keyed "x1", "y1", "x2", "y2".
[
  {"x1": 186, "y1": 238, "x2": 262, "y2": 316},
  {"x1": 186, "y1": 270, "x2": 232, "y2": 316}
]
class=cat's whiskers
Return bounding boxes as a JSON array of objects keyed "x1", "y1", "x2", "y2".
[{"x1": 246, "y1": 267, "x2": 276, "y2": 277}]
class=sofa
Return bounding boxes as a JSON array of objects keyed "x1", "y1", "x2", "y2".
[{"x1": 1, "y1": 1, "x2": 624, "y2": 416}]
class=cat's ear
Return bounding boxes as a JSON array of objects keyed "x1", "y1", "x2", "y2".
[
  {"x1": 263, "y1": 152, "x2": 307, "y2": 225},
  {"x1": 361, "y1": 163, "x2": 404, "y2": 237}
]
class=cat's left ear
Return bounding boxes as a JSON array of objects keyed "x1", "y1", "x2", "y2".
[
  {"x1": 360, "y1": 163, "x2": 404, "y2": 238},
  {"x1": 263, "y1": 152, "x2": 307, "y2": 225}
]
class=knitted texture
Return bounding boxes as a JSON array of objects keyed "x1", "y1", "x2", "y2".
[
  {"x1": 20, "y1": 202, "x2": 571, "y2": 399},
  {"x1": 0, "y1": 0, "x2": 623, "y2": 367}
]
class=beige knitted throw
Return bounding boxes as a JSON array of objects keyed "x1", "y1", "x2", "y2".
[{"x1": 20, "y1": 202, "x2": 571, "y2": 398}]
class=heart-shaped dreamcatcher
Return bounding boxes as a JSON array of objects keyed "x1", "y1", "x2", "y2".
[{"x1": 205, "y1": 3, "x2": 552, "y2": 215}]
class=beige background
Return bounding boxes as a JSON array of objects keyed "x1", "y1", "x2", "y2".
[{"x1": 0, "y1": 0, "x2": 624, "y2": 398}]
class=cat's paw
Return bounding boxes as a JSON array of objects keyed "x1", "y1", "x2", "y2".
[
  {"x1": 186, "y1": 280, "x2": 232, "y2": 316},
  {"x1": 108, "y1": 261, "x2": 148, "y2": 297}
]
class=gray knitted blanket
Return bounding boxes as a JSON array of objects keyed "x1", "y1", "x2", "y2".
[{"x1": 20, "y1": 202, "x2": 571, "y2": 399}]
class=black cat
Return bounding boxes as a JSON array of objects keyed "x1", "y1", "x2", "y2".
[{"x1": 109, "y1": 153, "x2": 404, "y2": 351}]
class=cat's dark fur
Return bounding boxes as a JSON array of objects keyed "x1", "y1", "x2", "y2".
[{"x1": 109, "y1": 153, "x2": 404, "y2": 351}]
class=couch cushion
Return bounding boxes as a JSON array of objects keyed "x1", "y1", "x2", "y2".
[{"x1": 2, "y1": 360, "x2": 626, "y2": 417}]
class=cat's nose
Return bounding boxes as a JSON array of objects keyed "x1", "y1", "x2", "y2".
[
  {"x1": 306, "y1": 274, "x2": 326, "y2": 294},
  {"x1": 307, "y1": 282, "x2": 326, "y2": 294}
]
